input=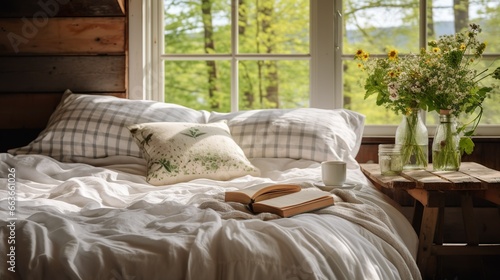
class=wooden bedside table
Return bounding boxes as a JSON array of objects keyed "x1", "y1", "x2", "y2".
[{"x1": 360, "y1": 162, "x2": 500, "y2": 279}]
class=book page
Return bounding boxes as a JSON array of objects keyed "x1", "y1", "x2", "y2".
[
  {"x1": 252, "y1": 190, "x2": 334, "y2": 217},
  {"x1": 225, "y1": 183, "x2": 301, "y2": 204},
  {"x1": 254, "y1": 190, "x2": 331, "y2": 209}
]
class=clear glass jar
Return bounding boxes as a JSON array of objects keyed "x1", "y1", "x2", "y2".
[
  {"x1": 432, "y1": 113, "x2": 461, "y2": 171},
  {"x1": 378, "y1": 144, "x2": 403, "y2": 176},
  {"x1": 395, "y1": 109, "x2": 428, "y2": 170}
]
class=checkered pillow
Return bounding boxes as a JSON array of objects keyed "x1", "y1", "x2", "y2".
[
  {"x1": 9, "y1": 91, "x2": 205, "y2": 162},
  {"x1": 208, "y1": 108, "x2": 365, "y2": 165}
]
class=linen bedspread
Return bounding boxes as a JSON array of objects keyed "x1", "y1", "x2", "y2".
[{"x1": 0, "y1": 153, "x2": 420, "y2": 280}]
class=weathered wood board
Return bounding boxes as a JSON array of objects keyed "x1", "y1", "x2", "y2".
[
  {"x1": 0, "y1": 55, "x2": 126, "y2": 92},
  {"x1": 0, "y1": 17, "x2": 125, "y2": 54}
]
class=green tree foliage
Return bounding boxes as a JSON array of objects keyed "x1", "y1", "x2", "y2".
[
  {"x1": 163, "y1": 0, "x2": 499, "y2": 125},
  {"x1": 343, "y1": 0, "x2": 500, "y2": 124},
  {"x1": 164, "y1": 0, "x2": 309, "y2": 112}
]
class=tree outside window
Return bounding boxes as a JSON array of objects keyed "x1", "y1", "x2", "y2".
[{"x1": 160, "y1": 0, "x2": 500, "y2": 126}]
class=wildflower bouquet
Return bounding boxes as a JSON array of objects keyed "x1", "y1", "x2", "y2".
[
  {"x1": 354, "y1": 49, "x2": 427, "y2": 115},
  {"x1": 420, "y1": 24, "x2": 499, "y2": 117},
  {"x1": 418, "y1": 24, "x2": 500, "y2": 169},
  {"x1": 355, "y1": 24, "x2": 500, "y2": 170},
  {"x1": 355, "y1": 48, "x2": 430, "y2": 169}
]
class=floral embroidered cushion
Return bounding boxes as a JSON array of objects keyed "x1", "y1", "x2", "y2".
[{"x1": 128, "y1": 121, "x2": 260, "y2": 185}]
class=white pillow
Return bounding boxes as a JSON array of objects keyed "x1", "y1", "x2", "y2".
[
  {"x1": 128, "y1": 121, "x2": 260, "y2": 185},
  {"x1": 9, "y1": 91, "x2": 205, "y2": 162},
  {"x1": 208, "y1": 108, "x2": 365, "y2": 166}
]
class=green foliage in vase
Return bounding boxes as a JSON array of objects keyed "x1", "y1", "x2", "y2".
[
  {"x1": 355, "y1": 24, "x2": 500, "y2": 155},
  {"x1": 433, "y1": 115, "x2": 461, "y2": 171}
]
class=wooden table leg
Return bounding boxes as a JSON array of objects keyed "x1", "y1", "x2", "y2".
[
  {"x1": 417, "y1": 206, "x2": 439, "y2": 279},
  {"x1": 412, "y1": 199, "x2": 424, "y2": 234},
  {"x1": 461, "y1": 192, "x2": 479, "y2": 246},
  {"x1": 433, "y1": 197, "x2": 446, "y2": 279}
]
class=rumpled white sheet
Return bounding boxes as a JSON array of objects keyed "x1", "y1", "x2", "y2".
[{"x1": 0, "y1": 154, "x2": 420, "y2": 280}]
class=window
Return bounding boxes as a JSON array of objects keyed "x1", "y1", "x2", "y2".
[
  {"x1": 130, "y1": 0, "x2": 338, "y2": 109},
  {"x1": 161, "y1": 0, "x2": 311, "y2": 111},
  {"x1": 129, "y1": 0, "x2": 500, "y2": 136},
  {"x1": 343, "y1": 0, "x2": 500, "y2": 132}
]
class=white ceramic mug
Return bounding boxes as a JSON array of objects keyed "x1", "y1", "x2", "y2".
[{"x1": 321, "y1": 161, "x2": 346, "y2": 187}]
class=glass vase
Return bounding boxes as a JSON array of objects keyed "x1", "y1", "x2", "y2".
[
  {"x1": 432, "y1": 112, "x2": 461, "y2": 171},
  {"x1": 395, "y1": 109, "x2": 428, "y2": 170}
]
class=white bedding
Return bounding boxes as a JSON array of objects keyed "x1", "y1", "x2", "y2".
[{"x1": 0, "y1": 153, "x2": 420, "y2": 280}]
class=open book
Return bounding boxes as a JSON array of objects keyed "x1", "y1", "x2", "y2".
[{"x1": 224, "y1": 183, "x2": 334, "y2": 218}]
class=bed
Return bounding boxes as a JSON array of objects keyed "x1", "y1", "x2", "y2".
[{"x1": 0, "y1": 91, "x2": 421, "y2": 280}]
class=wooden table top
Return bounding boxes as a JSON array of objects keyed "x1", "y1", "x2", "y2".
[{"x1": 360, "y1": 162, "x2": 500, "y2": 191}]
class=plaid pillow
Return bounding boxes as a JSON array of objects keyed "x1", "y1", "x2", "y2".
[
  {"x1": 9, "y1": 91, "x2": 205, "y2": 162},
  {"x1": 208, "y1": 108, "x2": 365, "y2": 165}
]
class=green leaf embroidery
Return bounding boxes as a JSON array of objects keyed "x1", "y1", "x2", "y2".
[
  {"x1": 155, "y1": 158, "x2": 177, "y2": 173},
  {"x1": 181, "y1": 127, "x2": 206, "y2": 139},
  {"x1": 140, "y1": 132, "x2": 154, "y2": 146}
]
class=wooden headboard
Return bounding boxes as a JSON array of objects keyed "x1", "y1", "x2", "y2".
[{"x1": 0, "y1": 0, "x2": 127, "y2": 151}]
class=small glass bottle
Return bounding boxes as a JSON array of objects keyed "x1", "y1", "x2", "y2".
[
  {"x1": 432, "y1": 113, "x2": 461, "y2": 171},
  {"x1": 378, "y1": 144, "x2": 403, "y2": 175}
]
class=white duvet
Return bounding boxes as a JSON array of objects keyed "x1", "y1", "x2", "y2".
[{"x1": 0, "y1": 154, "x2": 420, "y2": 280}]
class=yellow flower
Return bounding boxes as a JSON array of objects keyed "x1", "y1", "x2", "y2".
[
  {"x1": 355, "y1": 49, "x2": 364, "y2": 58},
  {"x1": 388, "y1": 49, "x2": 398, "y2": 60},
  {"x1": 432, "y1": 47, "x2": 440, "y2": 53},
  {"x1": 355, "y1": 49, "x2": 369, "y2": 61},
  {"x1": 460, "y1": 43, "x2": 466, "y2": 51}
]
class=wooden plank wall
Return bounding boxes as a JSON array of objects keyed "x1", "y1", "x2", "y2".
[{"x1": 0, "y1": 0, "x2": 127, "y2": 151}]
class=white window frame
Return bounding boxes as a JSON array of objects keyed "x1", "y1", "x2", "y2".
[
  {"x1": 128, "y1": 0, "x2": 500, "y2": 137},
  {"x1": 130, "y1": 0, "x2": 338, "y2": 106}
]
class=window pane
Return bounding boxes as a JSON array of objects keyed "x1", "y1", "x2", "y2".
[
  {"x1": 344, "y1": 0, "x2": 500, "y2": 126},
  {"x1": 426, "y1": 57, "x2": 500, "y2": 125},
  {"x1": 343, "y1": 0, "x2": 420, "y2": 125},
  {"x1": 427, "y1": 0, "x2": 500, "y2": 125},
  {"x1": 238, "y1": 0, "x2": 309, "y2": 54},
  {"x1": 164, "y1": 60, "x2": 231, "y2": 111},
  {"x1": 344, "y1": 0, "x2": 420, "y2": 55},
  {"x1": 164, "y1": 0, "x2": 231, "y2": 54},
  {"x1": 428, "y1": 0, "x2": 500, "y2": 53},
  {"x1": 238, "y1": 60, "x2": 309, "y2": 110}
]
